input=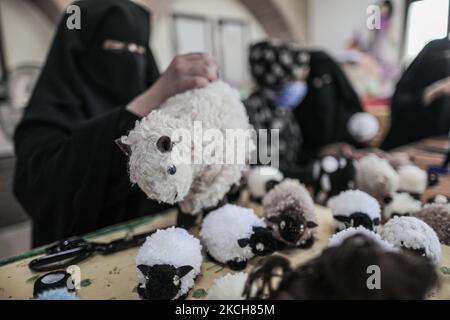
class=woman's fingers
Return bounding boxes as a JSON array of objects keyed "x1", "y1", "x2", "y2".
[{"x1": 186, "y1": 61, "x2": 218, "y2": 81}]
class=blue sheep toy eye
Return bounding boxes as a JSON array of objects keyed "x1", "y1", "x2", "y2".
[{"x1": 167, "y1": 165, "x2": 177, "y2": 175}]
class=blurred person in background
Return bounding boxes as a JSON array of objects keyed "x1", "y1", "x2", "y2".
[
  {"x1": 244, "y1": 40, "x2": 310, "y2": 178},
  {"x1": 382, "y1": 37, "x2": 450, "y2": 149},
  {"x1": 13, "y1": 0, "x2": 218, "y2": 246}
]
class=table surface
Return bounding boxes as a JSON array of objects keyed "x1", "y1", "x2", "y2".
[{"x1": 0, "y1": 137, "x2": 449, "y2": 300}]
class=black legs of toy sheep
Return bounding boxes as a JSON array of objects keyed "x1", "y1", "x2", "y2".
[{"x1": 176, "y1": 209, "x2": 198, "y2": 229}]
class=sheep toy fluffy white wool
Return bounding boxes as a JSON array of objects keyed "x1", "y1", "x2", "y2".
[
  {"x1": 356, "y1": 154, "x2": 399, "y2": 201},
  {"x1": 382, "y1": 216, "x2": 441, "y2": 264},
  {"x1": 247, "y1": 166, "x2": 284, "y2": 202},
  {"x1": 397, "y1": 165, "x2": 427, "y2": 196},
  {"x1": 263, "y1": 179, "x2": 317, "y2": 247},
  {"x1": 207, "y1": 273, "x2": 248, "y2": 300},
  {"x1": 135, "y1": 227, "x2": 203, "y2": 300},
  {"x1": 328, "y1": 226, "x2": 396, "y2": 252},
  {"x1": 328, "y1": 190, "x2": 381, "y2": 232},
  {"x1": 383, "y1": 192, "x2": 422, "y2": 220},
  {"x1": 347, "y1": 112, "x2": 379, "y2": 143},
  {"x1": 122, "y1": 81, "x2": 255, "y2": 215},
  {"x1": 200, "y1": 204, "x2": 277, "y2": 270}
]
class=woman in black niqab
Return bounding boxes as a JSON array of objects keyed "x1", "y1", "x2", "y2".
[
  {"x1": 294, "y1": 50, "x2": 364, "y2": 162},
  {"x1": 13, "y1": 0, "x2": 169, "y2": 247},
  {"x1": 381, "y1": 38, "x2": 450, "y2": 150}
]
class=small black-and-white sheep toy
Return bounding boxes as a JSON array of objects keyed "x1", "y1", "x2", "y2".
[
  {"x1": 247, "y1": 166, "x2": 284, "y2": 203},
  {"x1": 200, "y1": 204, "x2": 277, "y2": 270},
  {"x1": 135, "y1": 227, "x2": 203, "y2": 300},
  {"x1": 328, "y1": 190, "x2": 381, "y2": 232},
  {"x1": 328, "y1": 226, "x2": 396, "y2": 252},
  {"x1": 356, "y1": 154, "x2": 399, "y2": 202},
  {"x1": 263, "y1": 179, "x2": 317, "y2": 247},
  {"x1": 347, "y1": 112, "x2": 380, "y2": 144},
  {"x1": 415, "y1": 204, "x2": 450, "y2": 246},
  {"x1": 382, "y1": 216, "x2": 441, "y2": 265},
  {"x1": 207, "y1": 272, "x2": 248, "y2": 300},
  {"x1": 121, "y1": 81, "x2": 255, "y2": 215},
  {"x1": 383, "y1": 192, "x2": 422, "y2": 221},
  {"x1": 312, "y1": 155, "x2": 357, "y2": 202},
  {"x1": 397, "y1": 165, "x2": 439, "y2": 200},
  {"x1": 427, "y1": 194, "x2": 450, "y2": 205}
]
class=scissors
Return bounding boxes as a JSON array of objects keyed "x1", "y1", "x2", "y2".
[{"x1": 29, "y1": 230, "x2": 156, "y2": 272}]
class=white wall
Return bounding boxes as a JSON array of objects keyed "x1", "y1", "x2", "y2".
[
  {"x1": 307, "y1": 0, "x2": 404, "y2": 58},
  {"x1": 0, "y1": 0, "x2": 55, "y2": 70},
  {"x1": 147, "y1": 0, "x2": 266, "y2": 70}
]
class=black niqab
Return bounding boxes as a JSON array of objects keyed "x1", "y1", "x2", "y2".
[
  {"x1": 294, "y1": 50, "x2": 363, "y2": 161},
  {"x1": 13, "y1": 0, "x2": 169, "y2": 247},
  {"x1": 382, "y1": 38, "x2": 450, "y2": 150}
]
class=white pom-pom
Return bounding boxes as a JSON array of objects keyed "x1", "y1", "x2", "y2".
[
  {"x1": 207, "y1": 273, "x2": 248, "y2": 300},
  {"x1": 347, "y1": 112, "x2": 379, "y2": 142},
  {"x1": 36, "y1": 288, "x2": 79, "y2": 300}
]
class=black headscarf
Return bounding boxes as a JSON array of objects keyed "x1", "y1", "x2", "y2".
[
  {"x1": 245, "y1": 40, "x2": 309, "y2": 177},
  {"x1": 382, "y1": 38, "x2": 450, "y2": 150},
  {"x1": 13, "y1": 0, "x2": 169, "y2": 247},
  {"x1": 294, "y1": 50, "x2": 363, "y2": 161}
]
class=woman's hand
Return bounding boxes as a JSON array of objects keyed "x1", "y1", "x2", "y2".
[
  {"x1": 127, "y1": 53, "x2": 219, "y2": 117},
  {"x1": 423, "y1": 77, "x2": 450, "y2": 107}
]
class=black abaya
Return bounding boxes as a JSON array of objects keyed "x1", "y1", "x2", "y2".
[
  {"x1": 13, "y1": 0, "x2": 170, "y2": 247},
  {"x1": 382, "y1": 38, "x2": 450, "y2": 150},
  {"x1": 294, "y1": 50, "x2": 364, "y2": 162}
]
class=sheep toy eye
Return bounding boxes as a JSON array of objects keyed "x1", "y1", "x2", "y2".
[
  {"x1": 256, "y1": 243, "x2": 265, "y2": 252},
  {"x1": 156, "y1": 136, "x2": 172, "y2": 153},
  {"x1": 173, "y1": 275, "x2": 180, "y2": 286},
  {"x1": 279, "y1": 220, "x2": 286, "y2": 230},
  {"x1": 167, "y1": 165, "x2": 177, "y2": 175}
]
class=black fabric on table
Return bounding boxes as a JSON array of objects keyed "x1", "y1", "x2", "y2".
[
  {"x1": 382, "y1": 38, "x2": 450, "y2": 150},
  {"x1": 13, "y1": 0, "x2": 170, "y2": 247}
]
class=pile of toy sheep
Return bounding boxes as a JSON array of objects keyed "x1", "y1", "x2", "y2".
[{"x1": 123, "y1": 82, "x2": 449, "y2": 300}]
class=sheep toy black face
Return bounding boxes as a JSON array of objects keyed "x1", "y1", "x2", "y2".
[
  {"x1": 239, "y1": 226, "x2": 277, "y2": 257},
  {"x1": 137, "y1": 264, "x2": 193, "y2": 300},
  {"x1": 312, "y1": 156, "x2": 356, "y2": 203},
  {"x1": 333, "y1": 211, "x2": 379, "y2": 231},
  {"x1": 268, "y1": 209, "x2": 317, "y2": 245},
  {"x1": 328, "y1": 190, "x2": 381, "y2": 232}
]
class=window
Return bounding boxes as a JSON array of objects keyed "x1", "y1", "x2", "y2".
[{"x1": 404, "y1": 0, "x2": 450, "y2": 62}]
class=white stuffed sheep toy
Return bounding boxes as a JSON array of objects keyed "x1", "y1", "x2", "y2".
[
  {"x1": 207, "y1": 272, "x2": 248, "y2": 300},
  {"x1": 263, "y1": 179, "x2": 317, "y2": 247},
  {"x1": 135, "y1": 227, "x2": 203, "y2": 300},
  {"x1": 328, "y1": 226, "x2": 396, "y2": 252},
  {"x1": 121, "y1": 80, "x2": 255, "y2": 215},
  {"x1": 247, "y1": 166, "x2": 284, "y2": 203},
  {"x1": 356, "y1": 154, "x2": 399, "y2": 201},
  {"x1": 397, "y1": 165, "x2": 439, "y2": 200},
  {"x1": 328, "y1": 190, "x2": 381, "y2": 232},
  {"x1": 382, "y1": 216, "x2": 441, "y2": 265},
  {"x1": 383, "y1": 192, "x2": 422, "y2": 221},
  {"x1": 200, "y1": 204, "x2": 277, "y2": 270}
]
